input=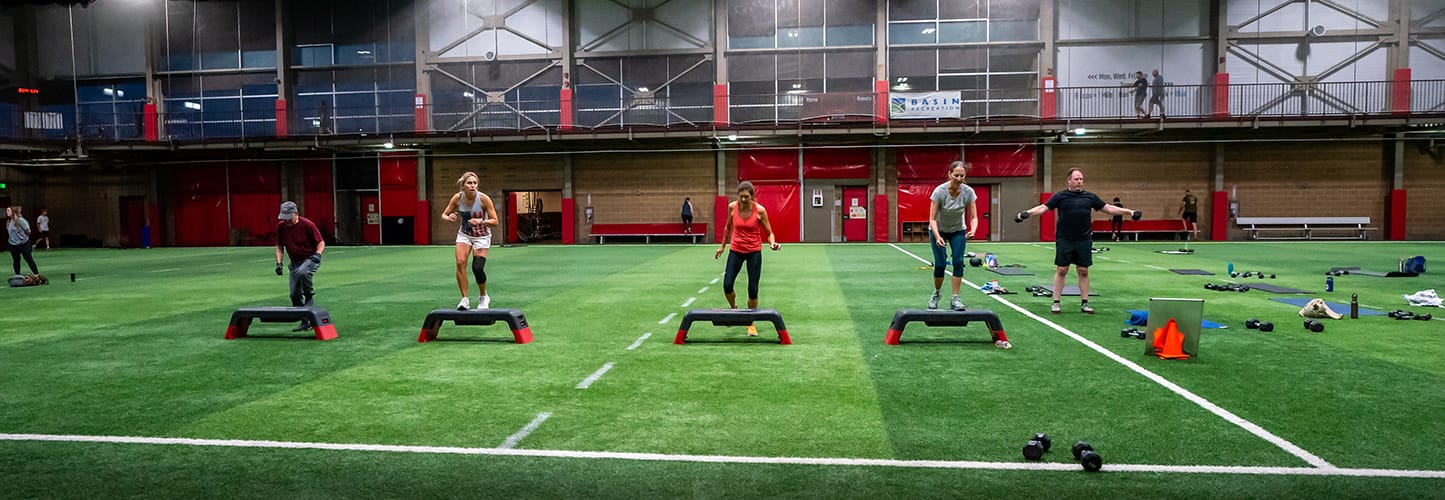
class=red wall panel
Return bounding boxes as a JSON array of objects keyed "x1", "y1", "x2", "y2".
[
  {"x1": 752, "y1": 182, "x2": 800, "y2": 243},
  {"x1": 897, "y1": 182, "x2": 934, "y2": 235},
  {"x1": 803, "y1": 148, "x2": 870, "y2": 179},
  {"x1": 898, "y1": 147, "x2": 960, "y2": 181},
  {"x1": 172, "y1": 167, "x2": 229, "y2": 246},
  {"x1": 739, "y1": 149, "x2": 798, "y2": 181},
  {"x1": 303, "y1": 159, "x2": 335, "y2": 241},
  {"x1": 228, "y1": 163, "x2": 282, "y2": 246}
]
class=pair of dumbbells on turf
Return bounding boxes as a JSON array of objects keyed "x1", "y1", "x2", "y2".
[
  {"x1": 1175, "y1": 248, "x2": 1194, "y2": 253},
  {"x1": 1244, "y1": 318, "x2": 1275, "y2": 332},
  {"x1": 1386, "y1": 310, "x2": 1433, "y2": 321},
  {"x1": 1120, "y1": 327, "x2": 1146, "y2": 339},
  {"x1": 1205, "y1": 283, "x2": 1249, "y2": 292},
  {"x1": 1303, "y1": 319, "x2": 1326, "y2": 332},
  {"x1": 1229, "y1": 271, "x2": 1275, "y2": 279},
  {"x1": 1327, "y1": 270, "x2": 1350, "y2": 276},
  {"x1": 1021, "y1": 433, "x2": 1103, "y2": 472}
]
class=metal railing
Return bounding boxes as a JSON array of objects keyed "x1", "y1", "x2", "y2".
[{"x1": 2, "y1": 79, "x2": 1440, "y2": 143}]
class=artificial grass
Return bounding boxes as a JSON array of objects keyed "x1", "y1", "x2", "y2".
[{"x1": 1, "y1": 241, "x2": 1443, "y2": 497}]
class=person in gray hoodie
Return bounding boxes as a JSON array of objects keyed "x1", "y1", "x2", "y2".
[{"x1": 7, "y1": 205, "x2": 39, "y2": 275}]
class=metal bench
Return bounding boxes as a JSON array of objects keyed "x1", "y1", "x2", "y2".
[
  {"x1": 225, "y1": 306, "x2": 338, "y2": 340},
  {"x1": 1235, "y1": 217, "x2": 1374, "y2": 240}
]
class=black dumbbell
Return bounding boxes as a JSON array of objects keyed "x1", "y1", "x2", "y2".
[
  {"x1": 1072, "y1": 441, "x2": 1103, "y2": 472},
  {"x1": 1417, "y1": 313, "x2": 1433, "y2": 321},
  {"x1": 1258, "y1": 273, "x2": 1265, "y2": 279},
  {"x1": 1022, "y1": 432, "x2": 1052, "y2": 461},
  {"x1": 1258, "y1": 321, "x2": 1274, "y2": 332},
  {"x1": 1229, "y1": 272, "x2": 1239, "y2": 278},
  {"x1": 1245, "y1": 318, "x2": 1260, "y2": 329},
  {"x1": 969, "y1": 257, "x2": 983, "y2": 267},
  {"x1": 1120, "y1": 328, "x2": 1145, "y2": 339},
  {"x1": 1304, "y1": 319, "x2": 1325, "y2": 333},
  {"x1": 1269, "y1": 274, "x2": 1277, "y2": 279},
  {"x1": 1238, "y1": 285, "x2": 1250, "y2": 292}
]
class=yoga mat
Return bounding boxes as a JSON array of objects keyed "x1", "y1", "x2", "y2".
[
  {"x1": 1247, "y1": 283, "x2": 1312, "y2": 294},
  {"x1": 1269, "y1": 297, "x2": 1386, "y2": 316},
  {"x1": 987, "y1": 267, "x2": 1034, "y2": 276},
  {"x1": 1170, "y1": 269, "x2": 1213, "y2": 275}
]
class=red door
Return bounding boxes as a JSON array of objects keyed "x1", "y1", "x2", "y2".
[
  {"x1": 842, "y1": 187, "x2": 868, "y2": 242},
  {"x1": 972, "y1": 185, "x2": 991, "y2": 240},
  {"x1": 361, "y1": 194, "x2": 380, "y2": 244},
  {"x1": 120, "y1": 196, "x2": 146, "y2": 248}
]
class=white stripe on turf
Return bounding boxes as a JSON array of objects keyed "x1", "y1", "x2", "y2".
[
  {"x1": 887, "y1": 243, "x2": 1336, "y2": 469},
  {"x1": 681, "y1": 297, "x2": 695, "y2": 308},
  {"x1": 710, "y1": 277, "x2": 719, "y2": 284},
  {"x1": 576, "y1": 362, "x2": 615, "y2": 389},
  {"x1": 497, "y1": 412, "x2": 552, "y2": 449},
  {"x1": 658, "y1": 313, "x2": 676, "y2": 325},
  {"x1": 2, "y1": 432, "x2": 1440, "y2": 478},
  {"x1": 148, "y1": 268, "x2": 181, "y2": 273},
  {"x1": 626, "y1": 333, "x2": 651, "y2": 350},
  {"x1": 697, "y1": 287, "x2": 709, "y2": 294},
  {"x1": 1145, "y1": 264, "x2": 1167, "y2": 271}
]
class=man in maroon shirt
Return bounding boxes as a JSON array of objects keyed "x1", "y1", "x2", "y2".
[{"x1": 275, "y1": 201, "x2": 326, "y2": 331}]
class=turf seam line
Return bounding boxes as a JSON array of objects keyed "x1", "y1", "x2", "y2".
[
  {"x1": 681, "y1": 297, "x2": 696, "y2": 308},
  {"x1": 576, "y1": 362, "x2": 615, "y2": 389},
  {"x1": 497, "y1": 412, "x2": 552, "y2": 449},
  {"x1": 626, "y1": 333, "x2": 651, "y2": 350},
  {"x1": 887, "y1": 244, "x2": 1336, "y2": 469},
  {"x1": 658, "y1": 313, "x2": 676, "y2": 325},
  {"x1": 4, "y1": 433, "x2": 1441, "y2": 478}
]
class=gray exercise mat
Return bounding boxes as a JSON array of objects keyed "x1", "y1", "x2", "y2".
[
  {"x1": 1349, "y1": 270, "x2": 1390, "y2": 277},
  {"x1": 1246, "y1": 283, "x2": 1312, "y2": 294},
  {"x1": 1170, "y1": 269, "x2": 1214, "y2": 275},
  {"x1": 986, "y1": 267, "x2": 1034, "y2": 276},
  {"x1": 1037, "y1": 285, "x2": 1099, "y2": 296}
]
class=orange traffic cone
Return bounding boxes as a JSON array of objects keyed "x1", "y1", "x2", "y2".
[{"x1": 1155, "y1": 318, "x2": 1190, "y2": 360}]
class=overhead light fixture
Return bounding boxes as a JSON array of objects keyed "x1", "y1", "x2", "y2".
[
  {"x1": 922, "y1": 27, "x2": 936, "y2": 34},
  {"x1": 382, "y1": 137, "x2": 395, "y2": 149},
  {"x1": 727, "y1": 133, "x2": 738, "y2": 141},
  {"x1": 183, "y1": 101, "x2": 201, "y2": 110},
  {"x1": 893, "y1": 83, "x2": 912, "y2": 91},
  {"x1": 637, "y1": 87, "x2": 650, "y2": 93},
  {"x1": 1074, "y1": 128, "x2": 1086, "y2": 136},
  {"x1": 896, "y1": 77, "x2": 908, "y2": 83},
  {"x1": 462, "y1": 91, "x2": 475, "y2": 98}
]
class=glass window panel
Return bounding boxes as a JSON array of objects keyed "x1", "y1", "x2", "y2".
[
  {"x1": 242, "y1": 50, "x2": 276, "y2": 69},
  {"x1": 334, "y1": 93, "x2": 377, "y2": 116},
  {"x1": 729, "y1": 80, "x2": 775, "y2": 96},
  {"x1": 826, "y1": 25, "x2": 872, "y2": 46},
  {"x1": 333, "y1": 69, "x2": 377, "y2": 92},
  {"x1": 889, "y1": 0, "x2": 937, "y2": 21},
  {"x1": 165, "y1": 76, "x2": 202, "y2": 98},
  {"x1": 336, "y1": 43, "x2": 380, "y2": 66},
  {"x1": 778, "y1": 26, "x2": 824, "y2": 48},
  {"x1": 623, "y1": 57, "x2": 670, "y2": 90},
  {"x1": 825, "y1": 77, "x2": 872, "y2": 93},
  {"x1": 889, "y1": 49, "x2": 937, "y2": 79},
  {"x1": 777, "y1": 0, "x2": 824, "y2": 28},
  {"x1": 990, "y1": 19, "x2": 1037, "y2": 41},
  {"x1": 201, "y1": 51, "x2": 240, "y2": 70},
  {"x1": 238, "y1": 1, "x2": 275, "y2": 50},
  {"x1": 990, "y1": 0, "x2": 1042, "y2": 20},
  {"x1": 667, "y1": 82, "x2": 711, "y2": 106},
  {"x1": 297, "y1": 45, "x2": 334, "y2": 67},
  {"x1": 117, "y1": 81, "x2": 147, "y2": 100},
  {"x1": 378, "y1": 91, "x2": 416, "y2": 114},
  {"x1": 940, "y1": 75, "x2": 986, "y2": 90},
  {"x1": 729, "y1": 36, "x2": 775, "y2": 49},
  {"x1": 827, "y1": 0, "x2": 872, "y2": 25},
  {"x1": 889, "y1": 23, "x2": 937, "y2": 44},
  {"x1": 939, "y1": 48, "x2": 986, "y2": 73},
  {"x1": 990, "y1": 100, "x2": 1036, "y2": 116},
  {"x1": 989, "y1": 48, "x2": 1038, "y2": 73},
  {"x1": 728, "y1": 0, "x2": 775, "y2": 37},
  {"x1": 203, "y1": 97, "x2": 241, "y2": 120},
  {"x1": 938, "y1": 20, "x2": 986, "y2": 43},
  {"x1": 728, "y1": 54, "x2": 776, "y2": 82},
  {"x1": 941, "y1": 0, "x2": 983, "y2": 19},
  {"x1": 825, "y1": 51, "x2": 872, "y2": 79},
  {"x1": 335, "y1": 117, "x2": 376, "y2": 134},
  {"x1": 77, "y1": 84, "x2": 113, "y2": 103},
  {"x1": 575, "y1": 84, "x2": 621, "y2": 109}
]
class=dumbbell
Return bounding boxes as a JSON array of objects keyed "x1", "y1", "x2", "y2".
[
  {"x1": 1245, "y1": 318, "x2": 1260, "y2": 329},
  {"x1": 1022, "y1": 433, "x2": 1052, "y2": 461},
  {"x1": 1120, "y1": 328, "x2": 1145, "y2": 339},
  {"x1": 1238, "y1": 285, "x2": 1250, "y2": 292},
  {"x1": 1417, "y1": 313, "x2": 1434, "y2": 321},
  {"x1": 1269, "y1": 274, "x2": 1277, "y2": 279},
  {"x1": 1258, "y1": 321, "x2": 1274, "y2": 332},
  {"x1": 1304, "y1": 319, "x2": 1325, "y2": 333},
  {"x1": 969, "y1": 257, "x2": 983, "y2": 267},
  {"x1": 1258, "y1": 273, "x2": 1266, "y2": 279},
  {"x1": 1072, "y1": 441, "x2": 1103, "y2": 472},
  {"x1": 1230, "y1": 272, "x2": 1239, "y2": 278}
]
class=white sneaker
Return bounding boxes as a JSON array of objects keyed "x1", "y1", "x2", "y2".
[
  {"x1": 457, "y1": 297, "x2": 470, "y2": 311},
  {"x1": 995, "y1": 340, "x2": 1013, "y2": 350},
  {"x1": 928, "y1": 291, "x2": 941, "y2": 310},
  {"x1": 477, "y1": 295, "x2": 491, "y2": 309},
  {"x1": 950, "y1": 295, "x2": 966, "y2": 311}
]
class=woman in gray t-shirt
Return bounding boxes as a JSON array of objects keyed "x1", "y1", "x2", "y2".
[
  {"x1": 7, "y1": 205, "x2": 40, "y2": 275},
  {"x1": 928, "y1": 161, "x2": 978, "y2": 312}
]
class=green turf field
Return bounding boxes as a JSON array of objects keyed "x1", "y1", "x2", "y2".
[{"x1": 2, "y1": 241, "x2": 1443, "y2": 498}]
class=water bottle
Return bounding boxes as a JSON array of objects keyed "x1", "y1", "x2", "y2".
[
  {"x1": 1228, "y1": 262, "x2": 1234, "y2": 274},
  {"x1": 1350, "y1": 293, "x2": 1359, "y2": 319},
  {"x1": 1326, "y1": 276, "x2": 1334, "y2": 292}
]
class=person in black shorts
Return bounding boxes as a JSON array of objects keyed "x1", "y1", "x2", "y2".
[
  {"x1": 1015, "y1": 168, "x2": 1139, "y2": 314},
  {"x1": 1109, "y1": 197, "x2": 1124, "y2": 241},
  {"x1": 1179, "y1": 189, "x2": 1198, "y2": 238}
]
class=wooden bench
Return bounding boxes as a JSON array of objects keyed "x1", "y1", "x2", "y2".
[
  {"x1": 589, "y1": 223, "x2": 706, "y2": 244},
  {"x1": 1090, "y1": 219, "x2": 1192, "y2": 241},
  {"x1": 1235, "y1": 217, "x2": 1374, "y2": 240}
]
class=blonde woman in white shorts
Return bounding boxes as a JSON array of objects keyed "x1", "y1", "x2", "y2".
[{"x1": 441, "y1": 171, "x2": 499, "y2": 310}]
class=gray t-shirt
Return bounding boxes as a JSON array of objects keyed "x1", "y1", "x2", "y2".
[
  {"x1": 8, "y1": 217, "x2": 30, "y2": 245},
  {"x1": 930, "y1": 182, "x2": 978, "y2": 234}
]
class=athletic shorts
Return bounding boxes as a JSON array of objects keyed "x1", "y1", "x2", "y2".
[
  {"x1": 1055, "y1": 239, "x2": 1093, "y2": 268},
  {"x1": 1182, "y1": 211, "x2": 1197, "y2": 223},
  {"x1": 456, "y1": 232, "x2": 492, "y2": 249}
]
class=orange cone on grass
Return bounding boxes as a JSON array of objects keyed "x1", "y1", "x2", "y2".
[{"x1": 1153, "y1": 318, "x2": 1190, "y2": 360}]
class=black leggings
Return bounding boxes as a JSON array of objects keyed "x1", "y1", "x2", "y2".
[
  {"x1": 10, "y1": 240, "x2": 38, "y2": 275},
  {"x1": 723, "y1": 250, "x2": 762, "y2": 300}
]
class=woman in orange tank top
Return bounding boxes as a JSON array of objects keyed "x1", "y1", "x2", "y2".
[{"x1": 715, "y1": 181, "x2": 780, "y2": 335}]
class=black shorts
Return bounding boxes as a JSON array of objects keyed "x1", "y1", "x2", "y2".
[
  {"x1": 1182, "y1": 212, "x2": 1197, "y2": 223},
  {"x1": 1055, "y1": 239, "x2": 1093, "y2": 268}
]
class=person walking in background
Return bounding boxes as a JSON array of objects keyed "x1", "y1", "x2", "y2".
[
  {"x1": 1146, "y1": 68, "x2": 1165, "y2": 119},
  {"x1": 681, "y1": 196, "x2": 694, "y2": 234},
  {"x1": 1179, "y1": 188, "x2": 1199, "y2": 238},
  {"x1": 1129, "y1": 71, "x2": 1147, "y2": 118},
  {"x1": 1110, "y1": 197, "x2": 1124, "y2": 241},
  {"x1": 275, "y1": 201, "x2": 325, "y2": 331},
  {"x1": 442, "y1": 171, "x2": 498, "y2": 311},
  {"x1": 715, "y1": 181, "x2": 780, "y2": 337},
  {"x1": 35, "y1": 208, "x2": 51, "y2": 250},
  {"x1": 1015, "y1": 168, "x2": 1139, "y2": 315},
  {"x1": 7, "y1": 205, "x2": 40, "y2": 275}
]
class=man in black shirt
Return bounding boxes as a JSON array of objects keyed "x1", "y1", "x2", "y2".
[{"x1": 1015, "y1": 168, "x2": 1139, "y2": 314}]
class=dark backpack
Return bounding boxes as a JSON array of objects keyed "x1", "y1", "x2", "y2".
[{"x1": 1402, "y1": 256, "x2": 1426, "y2": 274}]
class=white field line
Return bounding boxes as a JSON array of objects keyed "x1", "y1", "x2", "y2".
[
  {"x1": 888, "y1": 243, "x2": 1335, "y2": 469},
  {"x1": 697, "y1": 287, "x2": 709, "y2": 294},
  {"x1": 575, "y1": 363, "x2": 615, "y2": 389},
  {"x1": 626, "y1": 333, "x2": 651, "y2": 350},
  {"x1": 200, "y1": 263, "x2": 233, "y2": 268},
  {"x1": 2, "y1": 433, "x2": 1439, "y2": 478},
  {"x1": 710, "y1": 277, "x2": 719, "y2": 284},
  {"x1": 681, "y1": 297, "x2": 696, "y2": 308},
  {"x1": 251, "y1": 258, "x2": 273, "y2": 262},
  {"x1": 1115, "y1": 259, "x2": 1133, "y2": 264},
  {"x1": 497, "y1": 412, "x2": 552, "y2": 449},
  {"x1": 658, "y1": 313, "x2": 676, "y2": 325},
  {"x1": 148, "y1": 268, "x2": 181, "y2": 273},
  {"x1": 1144, "y1": 264, "x2": 1167, "y2": 271}
]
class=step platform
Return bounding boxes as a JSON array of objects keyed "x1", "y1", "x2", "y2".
[
  {"x1": 674, "y1": 308, "x2": 790, "y2": 344},
  {"x1": 418, "y1": 308, "x2": 532, "y2": 344},
  {"x1": 885, "y1": 309, "x2": 1005, "y2": 345},
  {"x1": 225, "y1": 306, "x2": 337, "y2": 340}
]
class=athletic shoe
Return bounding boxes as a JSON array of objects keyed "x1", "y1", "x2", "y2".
[
  {"x1": 478, "y1": 295, "x2": 491, "y2": 309},
  {"x1": 746, "y1": 324, "x2": 758, "y2": 337},
  {"x1": 292, "y1": 321, "x2": 312, "y2": 332},
  {"x1": 950, "y1": 295, "x2": 966, "y2": 311},
  {"x1": 1081, "y1": 303, "x2": 1095, "y2": 314},
  {"x1": 1050, "y1": 302, "x2": 1061, "y2": 314},
  {"x1": 457, "y1": 297, "x2": 470, "y2": 311},
  {"x1": 928, "y1": 291, "x2": 941, "y2": 310},
  {"x1": 995, "y1": 340, "x2": 1012, "y2": 350}
]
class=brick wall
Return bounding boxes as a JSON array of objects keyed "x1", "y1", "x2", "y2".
[
  {"x1": 1222, "y1": 142, "x2": 1386, "y2": 239},
  {"x1": 1404, "y1": 142, "x2": 1445, "y2": 240},
  {"x1": 27, "y1": 167, "x2": 152, "y2": 247},
  {"x1": 574, "y1": 150, "x2": 717, "y2": 242},
  {"x1": 1052, "y1": 144, "x2": 1212, "y2": 237},
  {"x1": 430, "y1": 154, "x2": 564, "y2": 244}
]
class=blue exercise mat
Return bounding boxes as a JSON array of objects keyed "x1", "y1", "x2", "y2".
[
  {"x1": 1268, "y1": 297, "x2": 1386, "y2": 316},
  {"x1": 1126, "y1": 310, "x2": 1227, "y2": 329}
]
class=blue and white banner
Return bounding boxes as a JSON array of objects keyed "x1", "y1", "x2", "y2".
[{"x1": 888, "y1": 91, "x2": 962, "y2": 119}]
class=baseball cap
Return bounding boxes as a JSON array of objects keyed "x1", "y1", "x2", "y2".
[{"x1": 278, "y1": 201, "x2": 298, "y2": 220}]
